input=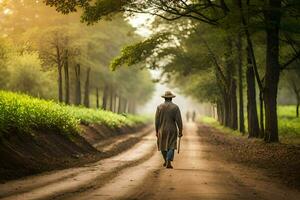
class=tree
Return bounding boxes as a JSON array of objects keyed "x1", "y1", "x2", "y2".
[
  {"x1": 102, "y1": 84, "x2": 108, "y2": 110},
  {"x1": 41, "y1": 0, "x2": 300, "y2": 130},
  {"x1": 7, "y1": 51, "x2": 56, "y2": 98},
  {"x1": 63, "y1": 49, "x2": 70, "y2": 104},
  {"x1": 74, "y1": 63, "x2": 81, "y2": 105},
  {"x1": 0, "y1": 0, "x2": 155, "y2": 110},
  {"x1": 96, "y1": 87, "x2": 100, "y2": 108},
  {"x1": 39, "y1": 27, "x2": 69, "y2": 102},
  {"x1": 282, "y1": 67, "x2": 300, "y2": 117},
  {"x1": 237, "y1": 33, "x2": 245, "y2": 133},
  {"x1": 246, "y1": 47, "x2": 260, "y2": 138},
  {"x1": 0, "y1": 39, "x2": 11, "y2": 89},
  {"x1": 83, "y1": 67, "x2": 91, "y2": 107}
]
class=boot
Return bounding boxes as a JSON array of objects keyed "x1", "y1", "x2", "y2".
[
  {"x1": 166, "y1": 160, "x2": 173, "y2": 169},
  {"x1": 163, "y1": 161, "x2": 167, "y2": 167}
]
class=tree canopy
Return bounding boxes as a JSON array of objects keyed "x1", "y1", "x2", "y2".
[{"x1": 43, "y1": 0, "x2": 300, "y2": 142}]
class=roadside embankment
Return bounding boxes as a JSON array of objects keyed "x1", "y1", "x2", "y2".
[{"x1": 0, "y1": 91, "x2": 151, "y2": 181}]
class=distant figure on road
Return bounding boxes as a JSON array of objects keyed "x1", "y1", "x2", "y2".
[
  {"x1": 155, "y1": 91, "x2": 183, "y2": 169},
  {"x1": 186, "y1": 111, "x2": 190, "y2": 122},
  {"x1": 192, "y1": 110, "x2": 196, "y2": 122}
]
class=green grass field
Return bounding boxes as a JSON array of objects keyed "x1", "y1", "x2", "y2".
[
  {"x1": 200, "y1": 105, "x2": 300, "y2": 144},
  {"x1": 0, "y1": 91, "x2": 149, "y2": 137},
  {"x1": 277, "y1": 106, "x2": 300, "y2": 143}
]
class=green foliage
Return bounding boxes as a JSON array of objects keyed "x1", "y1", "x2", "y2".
[
  {"x1": 43, "y1": 0, "x2": 300, "y2": 144},
  {"x1": 110, "y1": 33, "x2": 169, "y2": 70},
  {"x1": 65, "y1": 106, "x2": 143, "y2": 127},
  {"x1": 110, "y1": 21, "x2": 230, "y2": 105},
  {"x1": 278, "y1": 106, "x2": 300, "y2": 137},
  {"x1": 81, "y1": 0, "x2": 127, "y2": 24},
  {"x1": 0, "y1": 90, "x2": 79, "y2": 136},
  {"x1": 278, "y1": 66, "x2": 300, "y2": 105},
  {"x1": 0, "y1": 91, "x2": 149, "y2": 137},
  {"x1": 174, "y1": 70, "x2": 220, "y2": 103},
  {"x1": 199, "y1": 116, "x2": 242, "y2": 137},
  {"x1": 114, "y1": 67, "x2": 155, "y2": 104},
  {"x1": 7, "y1": 51, "x2": 56, "y2": 98},
  {"x1": 44, "y1": 0, "x2": 127, "y2": 24},
  {"x1": 0, "y1": 39, "x2": 11, "y2": 88},
  {"x1": 0, "y1": 1, "x2": 154, "y2": 108},
  {"x1": 201, "y1": 106, "x2": 300, "y2": 144},
  {"x1": 125, "y1": 114, "x2": 152, "y2": 124},
  {"x1": 44, "y1": 0, "x2": 90, "y2": 14},
  {"x1": 200, "y1": 116, "x2": 219, "y2": 125}
]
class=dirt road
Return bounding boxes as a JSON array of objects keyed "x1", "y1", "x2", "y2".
[{"x1": 0, "y1": 123, "x2": 299, "y2": 200}]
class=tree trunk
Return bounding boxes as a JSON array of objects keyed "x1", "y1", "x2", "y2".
[
  {"x1": 297, "y1": 101, "x2": 299, "y2": 118},
  {"x1": 216, "y1": 76, "x2": 225, "y2": 125},
  {"x1": 217, "y1": 102, "x2": 221, "y2": 123},
  {"x1": 263, "y1": 0, "x2": 281, "y2": 142},
  {"x1": 217, "y1": 101, "x2": 223, "y2": 124},
  {"x1": 292, "y1": 81, "x2": 300, "y2": 118},
  {"x1": 211, "y1": 105, "x2": 216, "y2": 119},
  {"x1": 224, "y1": 93, "x2": 230, "y2": 127},
  {"x1": 96, "y1": 88, "x2": 99, "y2": 109},
  {"x1": 238, "y1": 0, "x2": 266, "y2": 138},
  {"x1": 128, "y1": 100, "x2": 135, "y2": 114},
  {"x1": 295, "y1": 90, "x2": 299, "y2": 118},
  {"x1": 56, "y1": 45, "x2": 63, "y2": 103},
  {"x1": 58, "y1": 65, "x2": 63, "y2": 102},
  {"x1": 246, "y1": 47, "x2": 260, "y2": 138},
  {"x1": 109, "y1": 86, "x2": 114, "y2": 112},
  {"x1": 113, "y1": 94, "x2": 117, "y2": 113},
  {"x1": 63, "y1": 50, "x2": 70, "y2": 104},
  {"x1": 225, "y1": 37, "x2": 238, "y2": 130},
  {"x1": 132, "y1": 100, "x2": 136, "y2": 114},
  {"x1": 127, "y1": 100, "x2": 131, "y2": 114},
  {"x1": 237, "y1": 33, "x2": 245, "y2": 133},
  {"x1": 259, "y1": 91, "x2": 265, "y2": 138},
  {"x1": 102, "y1": 84, "x2": 108, "y2": 110},
  {"x1": 118, "y1": 96, "x2": 123, "y2": 113},
  {"x1": 83, "y1": 67, "x2": 91, "y2": 108},
  {"x1": 74, "y1": 64, "x2": 81, "y2": 105},
  {"x1": 229, "y1": 80, "x2": 238, "y2": 130},
  {"x1": 123, "y1": 98, "x2": 128, "y2": 113}
]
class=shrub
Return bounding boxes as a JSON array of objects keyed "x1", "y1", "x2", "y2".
[{"x1": 0, "y1": 91, "x2": 149, "y2": 137}]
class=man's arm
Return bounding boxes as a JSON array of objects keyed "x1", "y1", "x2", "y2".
[
  {"x1": 155, "y1": 106, "x2": 160, "y2": 137},
  {"x1": 175, "y1": 107, "x2": 183, "y2": 137}
]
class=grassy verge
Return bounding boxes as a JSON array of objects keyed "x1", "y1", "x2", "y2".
[
  {"x1": 277, "y1": 106, "x2": 300, "y2": 143},
  {"x1": 200, "y1": 105, "x2": 300, "y2": 144},
  {"x1": 200, "y1": 116, "x2": 243, "y2": 137},
  {"x1": 0, "y1": 91, "x2": 150, "y2": 137}
]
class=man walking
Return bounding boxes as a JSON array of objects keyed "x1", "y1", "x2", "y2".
[
  {"x1": 192, "y1": 110, "x2": 196, "y2": 122},
  {"x1": 186, "y1": 111, "x2": 190, "y2": 122},
  {"x1": 155, "y1": 91, "x2": 183, "y2": 169}
]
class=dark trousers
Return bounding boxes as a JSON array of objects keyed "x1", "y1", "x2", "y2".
[{"x1": 161, "y1": 149, "x2": 174, "y2": 161}]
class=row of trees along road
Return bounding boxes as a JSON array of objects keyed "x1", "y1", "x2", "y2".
[
  {"x1": 0, "y1": 0, "x2": 154, "y2": 114},
  {"x1": 44, "y1": 0, "x2": 300, "y2": 142}
]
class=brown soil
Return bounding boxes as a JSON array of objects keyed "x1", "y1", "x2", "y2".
[
  {"x1": 0, "y1": 123, "x2": 147, "y2": 182},
  {"x1": 68, "y1": 122, "x2": 299, "y2": 200},
  {"x1": 1, "y1": 123, "x2": 299, "y2": 200},
  {"x1": 79, "y1": 124, "x2": 144, "y2": 145},
  {"x1": 198, "y1": 123, "x2": 300, "y2": 189}
]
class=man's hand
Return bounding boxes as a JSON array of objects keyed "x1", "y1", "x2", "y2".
[{"x1": 178, "y1": 133, "x2": 183, "y2": 138}]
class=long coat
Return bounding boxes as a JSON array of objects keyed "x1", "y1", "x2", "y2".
[{"x1": 155, "y1": 101, "x2": 183, "y2": 151}]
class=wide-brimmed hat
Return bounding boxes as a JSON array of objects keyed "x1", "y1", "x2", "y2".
[{"x1": 161, "y1": 91, "x2": 176, "y2": 98}]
